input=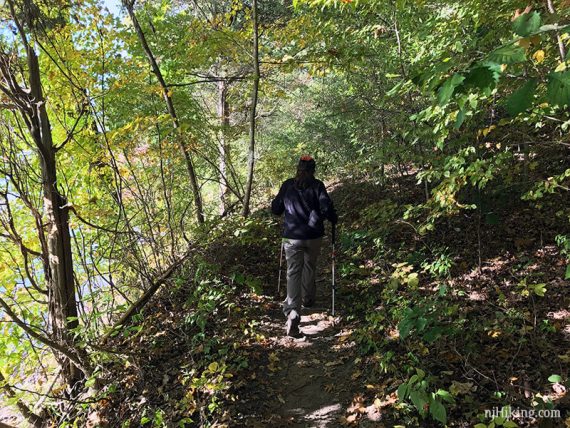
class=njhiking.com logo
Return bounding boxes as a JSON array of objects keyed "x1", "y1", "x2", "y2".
[{"x1": 484, "y1": 406, "x2": 561, "y2": 420}]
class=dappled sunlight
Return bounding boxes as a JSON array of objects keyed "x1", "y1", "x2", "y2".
[
  {"x1": 468, "y1": 290, "x2": 488, "y2": 301},
  {"x1": 294, "y1": 403, "x2": 342, "y2": 426},
  {"x1": 299, "y1": 313, "x2": 335, "y2": 336}
]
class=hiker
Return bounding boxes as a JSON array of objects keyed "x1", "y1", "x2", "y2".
[{"x1": 271, "y1": 155, "x2": 338, "y2": 336}]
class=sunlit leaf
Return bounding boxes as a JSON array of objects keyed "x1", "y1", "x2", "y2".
[
  {"x1": 532, "y1": 50, "x2": 545, "y2": 63},
  {"x1": 548, "y1": 374, "x2": 562, "y2": 383},
  {"x1": 438, "y1": 74, "x2": 465, "y2": 105}
]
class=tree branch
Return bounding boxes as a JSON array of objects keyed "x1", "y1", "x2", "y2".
[
  {"x1": 0, "y1": 371, "x2": 44, "y2": 428},
  {"x1": 100, "y1": 249, "x2": 192, "y2": 344},
  {"x1": 0, "y1": 296, "x2": 91, "y2": 377}
]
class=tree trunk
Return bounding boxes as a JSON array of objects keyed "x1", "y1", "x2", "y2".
[
  {"x1": 242, "y1": 0, "x2": 260, "y2": 217},
  {"x1": 217, "y1": 79, "x2": 231, "y2": 215},
  {"x1": 124, "y1": 0, "x2": 204, "y2": 223},
  {"x1": 3, "y1": 0, "x2": 83, "y2": 388}
]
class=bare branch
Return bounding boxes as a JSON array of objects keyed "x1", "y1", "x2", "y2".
[{"x1": 0, "y1": 296, "x2": 92, "y2": 378}]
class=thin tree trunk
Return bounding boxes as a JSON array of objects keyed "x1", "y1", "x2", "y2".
[
  {"x1": 217, "y1": 79, "x2": 231, "y2": 215},
  {"x1": 393, "y1": 12, "x2": 408, "y2": 80},
  {"x1": 546, "y1": 0, "x2": 567, "y2": 62},
  {"x1": 242, "y1": 0, "x2": 260, "y2": 217},
  {"x1": 3, "y1": 0, "x2": 84, "y2": 388},
  {"x1": 124, "y1": 0, "x2": 204, "y2": 223}
]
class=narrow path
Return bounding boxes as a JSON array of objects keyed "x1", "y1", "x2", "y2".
[{"x1": 231, "y1": 240, "x2": 363, "y2": 427}]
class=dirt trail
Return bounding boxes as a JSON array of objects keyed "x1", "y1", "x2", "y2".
[{"x1": 231, "y1": 240, "x2": 369, "y2": 427}]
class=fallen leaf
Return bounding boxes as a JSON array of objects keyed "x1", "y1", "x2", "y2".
[{"x1": 450, "y1": 381, "x2": 474, "y2": 396}]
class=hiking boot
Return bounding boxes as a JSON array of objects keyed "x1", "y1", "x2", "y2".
[{"x1": 286, "y1": 310, "x2": 300, "y2": 337}]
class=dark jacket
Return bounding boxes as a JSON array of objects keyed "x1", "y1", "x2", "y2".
[{"x1": 271, "y1": 178, "x2": 338, "y2": 239}]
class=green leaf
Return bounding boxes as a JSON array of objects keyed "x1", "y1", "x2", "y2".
[
  {"x1": 565, "y1": 264, "x2": 570, "y2": 280},
  {"x1": 429, "y1": 399, "x2": 447, "y2": 424},
  {"x1": 504, "y1": 421, "x2": 518, "y2": 428},
  {"x1": 398, "y1": 318, "x2": 414, "y2": 339},
  {"x1": 436, "y1": 389, "x2": 455, "y2": 403},
  {"x1": 532, "y1": 283, "x2": 546, "y2": 297},
  {"x1": 387, "y1": 81, "x2": 404, "y2": 97},
  {"x1": 474, "y1": 423, "x2": 488, "y2": 428},
  {"x1": 488, "y1": 45, "x2": 526, "y2": 65},
  {"x1": 464, "y1": 62, "x2": 501, "y2": 93},
  {"x1": 547, "y1": 71, "x2": 570, "y2": 107},
  {"x1": 506, "y1": 79, "x2": 537, "y2": 116},
  {"x1": 513, "y1": 12, "x2": 541, "y2": 37},
  {"x1": 454, "y1": 108, "x2": 466, "y2": 129},
  {"x1": 416, "y1": 316, "x2": 428, "y2": 332},
  {"x1": 397, "y1": 382, "x2": 409, "y2": 399},
  {"x1": 438, "y1": 74, "x2": 465, "y2": 105},
  {"x1": 416, "y1": 368, "x2": 426, "y2": 379},
  {"x1": 407, "y1": 272, "x2": 419, "y2": 288},
  {"x1": 423, "y1": 327, "x2": 444, "y2": 342},
  {"x1": 548, "y1": 374, "x2": 562, "y2": 383},
  {"x1": 410, "y1": 390, "x2": 429, "y2": 414}
]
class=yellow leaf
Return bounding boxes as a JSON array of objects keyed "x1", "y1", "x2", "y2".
[
  {"x1": 518, "y1": 38, "x2": 531, "y2": 49},
  {"x1": 555, "y1": 62, "x2": 567, "y2": 72},
  {"x1": 208, "y1": 362, "x2": 218, "y2": 372},
  {"x1": 482, "y1": 125, "x2": 496, "y2": 137},
  {"x1": 529, "y1": 35, "x2": 541, "y2": 45},
  {"x1": 533, "y1": 50, "x2": 545, "y2": 63}
]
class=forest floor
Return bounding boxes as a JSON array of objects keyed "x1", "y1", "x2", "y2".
[{"x1": 93, "y1": 162, "x2": 570, "y2": 428}]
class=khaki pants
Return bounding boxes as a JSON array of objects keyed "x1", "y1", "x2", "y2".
[{"x1": 282, "y1": 237, "x2": 322, "y2": 317}]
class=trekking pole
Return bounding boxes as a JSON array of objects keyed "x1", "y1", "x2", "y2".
[
  {"x1": 277, "y1": 239, "x2": 284, "y2": 295},
  {"x1": 332, "y1": 223, "x2": 336, "y2": 316}
]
